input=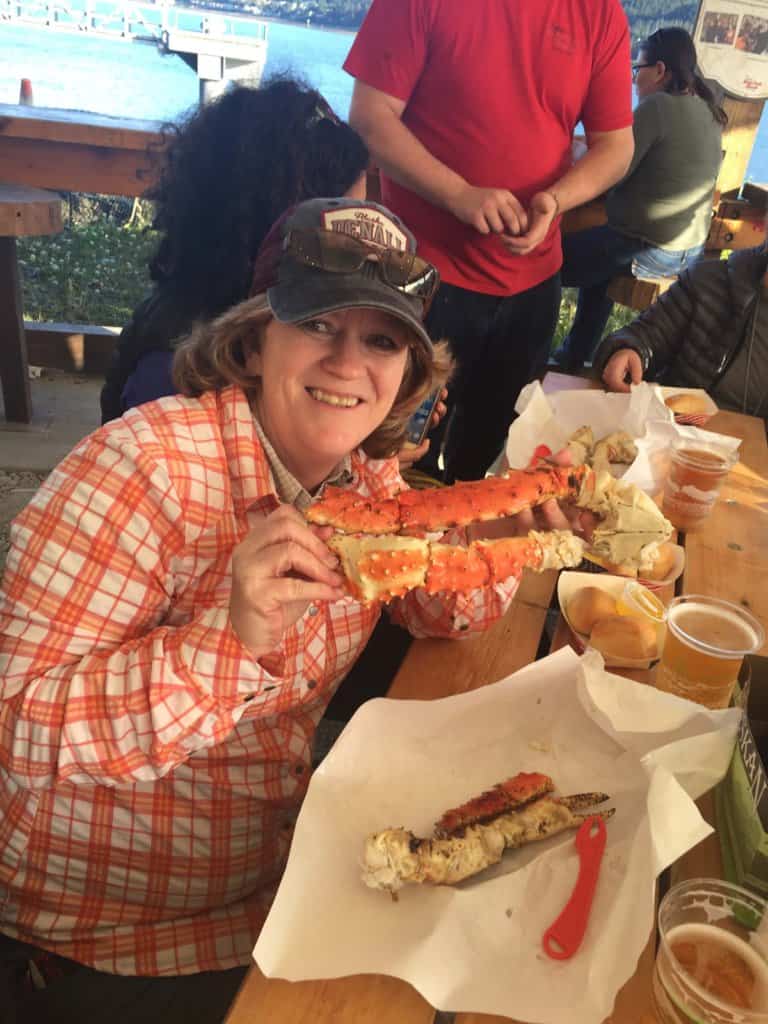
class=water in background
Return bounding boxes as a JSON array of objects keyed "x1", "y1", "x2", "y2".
[
  {"x1": 0, "y1": 21, "x2": 355, "y2": 124},
  {"x1": 2, "y1": 19, "x2": 768, "y2": 183}
]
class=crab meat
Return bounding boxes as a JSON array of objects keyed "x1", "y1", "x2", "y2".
[
  {"x1": 362, "y1": 792, "x2": 614, "y2": 892},
  {"x1": 328, "y1": 529, "x2": 585, "y2": 604}
]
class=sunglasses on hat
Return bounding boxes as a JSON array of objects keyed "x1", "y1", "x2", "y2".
[{"x1": 283, "y1": 228, "x2": 440, "y2": 312}]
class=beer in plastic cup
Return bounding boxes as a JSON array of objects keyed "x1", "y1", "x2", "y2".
[
  {"x1": 654, "y1": 595, "x2": 764, "y2": 709},
  {"x1": 652, "y1": 878, "x2": 768, "y2": 1024},
  {"x1": 662, "y1": 439, "x2": 738, "y2": 531}
]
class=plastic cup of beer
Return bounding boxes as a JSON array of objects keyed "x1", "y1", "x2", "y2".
[
  {"x1": 655, "y1": 595, "x2": 764, "y2": 709},
  {"x1": 652, "y1": 878, "x2": 768, "y2": 1024},
  {"x1": 617, "y1": 578, "x2": 667, "y2": 647},
  {"x1": 662, "y1": 439, "x2": 738, "y2": 531}
]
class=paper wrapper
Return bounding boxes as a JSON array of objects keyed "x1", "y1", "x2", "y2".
[
  {"x1": 495, "y1": 382, "x2": 741, "y2": 495},
  {"x1": 254, "y1": 647, "x2": 740, "y2": 1024}
]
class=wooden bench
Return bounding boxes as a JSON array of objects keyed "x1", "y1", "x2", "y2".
[{"x1": 606, "y1": 272, "x2": 676, "y2": 311}]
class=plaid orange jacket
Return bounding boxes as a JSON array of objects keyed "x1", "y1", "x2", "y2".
[{"x1": 0, "y1": 386, "x2": 517, "y2": 975}]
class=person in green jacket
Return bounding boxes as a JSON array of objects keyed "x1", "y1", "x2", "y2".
[{"x1": 555, "y1": 27, "x2": 726, "y2": 372}]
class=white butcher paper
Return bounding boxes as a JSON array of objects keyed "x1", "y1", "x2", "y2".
[
  {"x1": 494, "y1": 382, "x2": 741, "y2": 496},
  {"x1": 254, "y1": 647, "x2": 739, "y2": 1024}
]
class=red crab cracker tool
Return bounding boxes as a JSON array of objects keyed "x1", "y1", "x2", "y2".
[{"x1": 542, "y1": 815, "x2": 607, "y2": 960}]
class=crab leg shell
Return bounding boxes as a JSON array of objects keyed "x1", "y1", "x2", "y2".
[
  {"x1": 434, "y1": 771, "x2": 555, "y2": 837},
  {"x1": 397, "y1": 465, "x2": 587, "y2": 534},
  {"x1": 330, "y1": 530, "x2": 586, "y2": 604},
  {"x1": 559, "y1": 791, "x2": 611, "y2": 812},
  {"x1": 362, "y1": 795, "x2": 615, "y2": 892},
  {"x1": 306, "y1": 466, "x2": 588, "y2": 536},
  {"x1": 425, "y1": 530, "x2": 584, "y2": 594},
  {"x1": 424, "y1": 542, "x2": 490, "y2": 593},
  {"x1": 328, "y1": 534, "x2": 429, "y2": 603},
  {"x1": 576, "y1": 468, "x2": 673, "y2": 569},
  {"x1": 306, "y1": 486, "x2": 401, "y2": 533}
]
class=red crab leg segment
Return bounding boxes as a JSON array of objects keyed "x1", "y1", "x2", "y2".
[
  {"x1": 306, "y1": 465, "x2": 589, "y2": 536},
  {"x1": 424, "y1": 534, "x2": 560, "y2": 593},
  {"x1": 328, "y1": 530, "x2": 585, "y2": 605},
  {"x1": 398, "y1": 466, "x2": 587, "y2": 534},
  {"x1": 435, "y1": 772, "x2": 555, "y2": 837},
  {"x1": 306, "y1": 487, "x2": 401, "y2": 533}
]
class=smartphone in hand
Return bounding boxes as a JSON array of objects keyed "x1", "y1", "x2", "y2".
[{"x1": 405, "y1": 389, "x2": 441, "y2": 446}]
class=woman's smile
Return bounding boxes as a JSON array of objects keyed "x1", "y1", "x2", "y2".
[
  {"x1": 247, "y1": 307, "x2": 413, "y2": 490},
  {"x1": 306, "y1": 387, "x2": 363, "y2": 409}
]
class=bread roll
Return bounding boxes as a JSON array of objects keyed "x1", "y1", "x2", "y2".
[
  {"x1": 665, "y1": 393, "x2": 711, "y2": 416},
  {"x1": 643, "y1": 542, "x2": 677, "y2": 581},
  {"x1": 567, "y1": 587, "x2": 618, "y2": 634},
  {"x1": 589, "y1": 615, "x2": 658, "y2": 660}
]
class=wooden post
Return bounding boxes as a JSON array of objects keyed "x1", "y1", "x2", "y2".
[
  {"x1": 718, "y1": 96, "x2": 766, "y2": 193},
  {"x1": 0, "y1": 237, "x2": 32, "y2": 422}
]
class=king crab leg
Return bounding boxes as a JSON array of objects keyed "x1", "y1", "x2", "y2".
[
  {"x1": 329, "y1": 529, "x2": 586, "y2": 604},
  {"x1": 434, "y1": 771, "x2": 556, "y2": 837},
  {"x1": 309, "y1": 462, "x2": 673, "y2": 589},
  {"x1": 362, "y1": 792, "x2": 615, "y2": 893},
  {"x1": 307, "y1": 465, "x2": 589, "y2": 535}
]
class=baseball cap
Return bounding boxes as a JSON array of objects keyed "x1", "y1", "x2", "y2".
[{"x1": 249, "y1": 198, "x2": 439, "y2": 355}]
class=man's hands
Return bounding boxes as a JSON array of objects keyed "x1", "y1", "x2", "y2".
[
  {"x1": 500, "y1": 191, "x2": 559, "y2": 256},
  {"x1": 447, "y1": 185, "x2": 559, "y2": 256},
  {"x1": 602, "y1": 349, "x2": 643, "y2": 393},
  {"x1": 229, "y1": 506, "x2": 344, "y2": 660},
  {"x1": 447, "y1": 184, "x2": 528, "y2": 236}
]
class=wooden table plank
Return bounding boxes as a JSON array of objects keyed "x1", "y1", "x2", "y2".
[
  {"x1": 0, "y1": 104, "x2": 161, "y2": 196},
  {"x1": 224, "y1": 966, "x2": 435, "y2": 1024},
  {"x1": 389, "y1": 600, "x2": 549, "y2": 701},
  {"x1": 682, "y1": 410, "x2": 768, "y2": 655}
]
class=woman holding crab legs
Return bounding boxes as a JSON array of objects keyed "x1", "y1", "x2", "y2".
[{"x1": 0, "y1": 197, "x2": 590, "y2": 1022}]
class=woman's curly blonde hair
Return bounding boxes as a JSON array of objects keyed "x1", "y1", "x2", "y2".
[{"x1": 173, "y1": 294, "x2": 453, "y2": 459}]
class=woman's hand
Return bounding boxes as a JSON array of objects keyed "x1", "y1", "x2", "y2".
[
  {"x1": 397, "y1": 388, "x2": 449, "y2": 468},
  {"x1": 229, "y1": 506, "x2": 345, "y2": 659},
  {"x1": 602, "y1": 349, "x2": 643, "y2": 393}
]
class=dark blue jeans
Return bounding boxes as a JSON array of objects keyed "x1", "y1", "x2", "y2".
[
  {"x1": 417, "y1": 273, "x2": 561, "y2": 482},
  {"x1": 556, "y1": 224, "x2": 704, "y2": 371}
]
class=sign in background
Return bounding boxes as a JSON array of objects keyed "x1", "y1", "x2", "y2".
[{"x1": 695, "y1": 0, "x2": 768, "y2": 98}]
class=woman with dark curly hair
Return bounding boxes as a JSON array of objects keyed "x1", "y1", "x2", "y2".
[{"x1": 100, "y1": 76, "x2": 370, "y2": 424}]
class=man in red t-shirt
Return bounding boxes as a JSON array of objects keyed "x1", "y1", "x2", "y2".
[{"x1": 344, "y1": 0, "x2": 634, "y2": 481}]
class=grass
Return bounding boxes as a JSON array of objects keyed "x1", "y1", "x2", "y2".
[
  {"x1": 553, "y1": 289, "x2": 638, "y2": 352},
  {"x1": 16, "y1": 193, "x2": 638, "y2": 350},
  {"x1": 17, "y1": 194, "x2": 157, "y2": 326}
]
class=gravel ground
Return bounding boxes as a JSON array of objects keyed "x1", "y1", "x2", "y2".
[{"x1": 0, "y1": 470, "x2": 49, "y2": 570}]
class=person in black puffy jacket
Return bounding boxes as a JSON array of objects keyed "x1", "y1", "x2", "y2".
[
  {"x1": 594, "y1": 241, "x2": 768, "y2": 424},
  {"x1": 100, "y1": 76, "x2": 369, "y2": 424}
]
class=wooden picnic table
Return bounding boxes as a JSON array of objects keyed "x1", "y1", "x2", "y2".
[
  {"x1": 0, "y1": 103, "x2": 161, "y2": 197},
  {"x1": 224, "y1": 370, "x2": 768, "y2": 1024}
]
